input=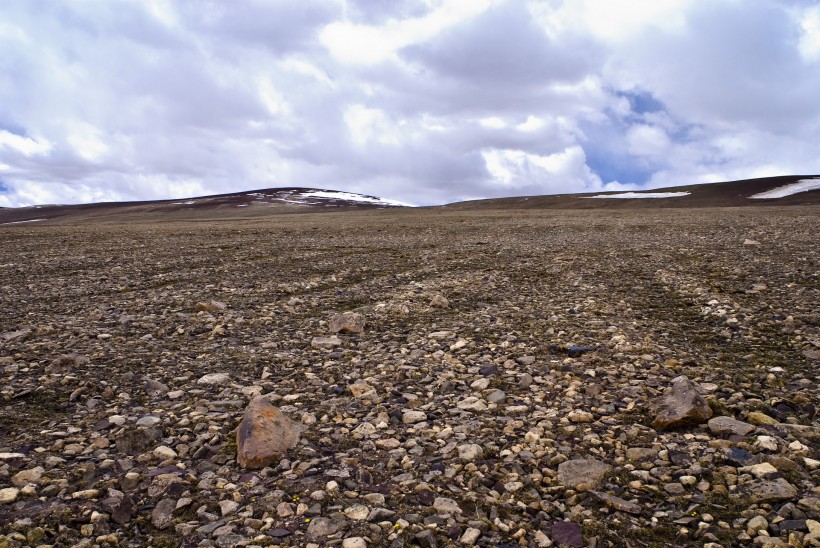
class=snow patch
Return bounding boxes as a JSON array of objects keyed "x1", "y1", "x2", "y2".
[
  {"x1": 586, "y1": 191, "x2": 691, "y2": 199},
  {"x1": 299, "y1": 190, "x2": 415, "y2": 207},
  {"x1": 749, "y1": 178, "x2": 820, "y2": 199},
  {"x1": 0, "y1": 218, "x2": 45, "y2": 225}
]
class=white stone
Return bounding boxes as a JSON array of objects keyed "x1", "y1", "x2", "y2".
[
  {"x1": 457, "y1": 444, "x2": 483, "y2": 461},
  {"x1": 153, "y1": 446, "x2": 178, "y2": 460},
  {"x1": 0, "y1": 487, "x2": 20, "y2": 504},
  {"x1": 197, "y1": 372, "x2": 230, "y2": 385},
  {"x1": 460, "y1": 527, "x2": 481, "y2": 545},
  {"x1": 342, "y1": 538, "x2": 368, "y2": 548},
  {"x1": 402, "y1": 410, "x2": 427, "y2": 424}
]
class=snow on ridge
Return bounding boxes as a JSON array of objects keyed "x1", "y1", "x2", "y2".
[
  {"x1": 0, "y1": 218, "x2": 46, "y2": 225},
  {"x1": 298, "y1": 190, "x2": 415, "y2": 207},
  {"x1": 585, "y1": 191, "x2": 691, "y2": 199},
  {"x1": 749, "y1": 178, "x2": 820, "y2": 199}
]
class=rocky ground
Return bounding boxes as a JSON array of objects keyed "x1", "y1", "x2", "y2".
[{"x1": 0, "y1": 206, "x2": 818, "y2": 548}]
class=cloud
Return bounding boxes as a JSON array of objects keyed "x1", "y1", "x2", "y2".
[{"x1": 0, "y1": 0, "x2": 818, "y2": 207}]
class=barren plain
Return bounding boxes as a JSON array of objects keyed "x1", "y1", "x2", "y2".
[{"x1": 1, "y1": 206, "x2": 818, "y2": 547}]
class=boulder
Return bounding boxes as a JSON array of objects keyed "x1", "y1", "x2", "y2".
[
  {"x1": 236, "y1": 397, "x2": 300, "y2": 469},
  {"x1": 329, "y1": 312, "x2": 365, "y2": 334},
  {"x1": 651, "y1": 375, "x2": 713, "y2": 430}
]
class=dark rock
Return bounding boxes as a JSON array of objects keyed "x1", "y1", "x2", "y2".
[
  {"x1": 415, "y1": 529, "x2": 438, "y2": 548},
  {"x1": 566, "y1": 345, "x2": 595, "y2": 358},
  {"x1": 151, "y1": 498, "x2": 176, "y2": 529},
  {"x1": 116, "y1": 427, "x2": 162, "y2": 456},
  {"x1": 651, "y1": 375, "x2": 713, "y2": 430},
  {"x1": 551, "y1": 521, "x2": 584, "y2": 547}
]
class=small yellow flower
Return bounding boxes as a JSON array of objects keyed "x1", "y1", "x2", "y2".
[{"x1": 305, "y1": 518, "x2": 311, "y2": 523}]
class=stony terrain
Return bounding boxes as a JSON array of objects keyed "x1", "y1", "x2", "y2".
[{"x1": 0, "y1": 206, "x2": 818, "y2": 548}]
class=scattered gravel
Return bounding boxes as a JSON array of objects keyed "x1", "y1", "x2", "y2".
[{"x1": 0, "y1": 207, "x2": 818, "y2": 546}]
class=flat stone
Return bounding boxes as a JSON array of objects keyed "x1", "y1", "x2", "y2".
[
  {"x1": 551, "y1": 521, "x2": 583, "y2": 547},
  {"x1": 748, "y1": 412, "x2": 779, "y2": 426},
  {"x1": 651, "y1": 375, "x2": 713, "y2": 430},
  {"x1": 311, "y1": 336, "x2": 343, "y2": 349},
  {"x1": 741, "y1": 478, "x2": 798, "y2": 503},
  {"x1": 460, "y1": 527, "x2": 481, "y2": 545},
  {"x1": 457, "y1": 443, "x2": 483, "y2": 461},
  {"x1": 0, "y1": 487, "x2": 20, "y2": 504},
  {"x1": 557, "y1": 458, "x2": 611, "y2": 490},
  {"x1": 342, "y1": 538, "x2": 368, "y2": 548},
  {"x1": 11, "y1": 466, "x2": 44, "y2": 486},
  {"x1": 739, "y1": 463, "x2": 779, "y2": 479},
  {"x1": 708, "y1": 416, "x2": 755, "y2": 436},
  {"x1": 590, "y1": 491, "x2": 642, "y2": 514},
  {"x1": 236, "y1": 397, "x2": 301, "y2": 469},
  {"x1": 432, "y1": 497, "x2": 461, "y2": 514},
  {"x1": 195, "y1": 300, "x2": 226, "y2": 313},
  {"x1": 402, "y1": 410, "x2": 427, "y2": 424},
  {"x1": 197, "y1": 372, "x2": 230, "y2": 385},
  {"x1": 306, "y1": 517, "x2": 343, "y2": 539},
  {"x1": 151, "y1": 498, "x2": 177, "y2": 529}
]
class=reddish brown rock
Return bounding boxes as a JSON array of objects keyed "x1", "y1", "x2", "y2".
[
  {"x1": 329, "y1": 312, "x2": 365, "y2": 334},
  {"x1": 236, "y1": 397, "x2": 301, "y2": 469},
  {"x1": 651, "y1": 375, "x2": 713, "y2": 430}
]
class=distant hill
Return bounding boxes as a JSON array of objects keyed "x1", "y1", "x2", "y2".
[
  {"x1": 444, "y1": 175, "x2": 820, "y2": 210},
  {"x1": 1, "y1": 175, "x2": 817, "y2": 225}
]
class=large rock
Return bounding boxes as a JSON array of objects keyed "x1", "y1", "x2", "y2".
[
  {"x1": 329, "y1": 312, "x2": 365, "y2": 334},
  {"x1": 236, "y1": 397, "x2": 300, "y2": 469},
  {"x1": 741, "y1": 479, "x2": 798, "y2": 503},
  {"x1": 651, "y1": 375, "x2": 713, "y2": 430},
  {"x1": 557, "y1": 458, "x2": 611, "y2": 490}
]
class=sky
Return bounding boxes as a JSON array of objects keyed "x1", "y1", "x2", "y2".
[{"x1": 1, "y1": 0, "x2": 819, "y2": 207}]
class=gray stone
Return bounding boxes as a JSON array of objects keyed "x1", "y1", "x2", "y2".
[
  {"x1": 741, "y1": 479, "x2": 798, "y2": 503},
  {"x1": 708, "y1": 416, "x2": 755, "y2": 436},
  {"x1": 651, "y1": 375, "x2": 713, "y2": 429},
  {"x1": 557, "y1": 458, "x2": 611, "y2": 490},
  {"x1": 151, "y1": 498, "x2": 177, "y2": 529},
  {"x1": 329, "y1": 312, "x2": 365, "y2": 334},
  {"x1": 306, "y1": 517, "x2": 343, "y2": 539}
]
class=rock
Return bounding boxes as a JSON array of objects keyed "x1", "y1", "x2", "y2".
[
  {"x1": 136, "y1": 415, "x2": 161, "y2": 427},
  {"x1": 748, "y1": 412, "x2": 779, "y2": 426},
  {"x1": 551, "y1": 521, "x2": 583, "y2": 547},
  {"x1": 11, "y1": 466, "x2": 44, "y2": 486},
  {"x1": 197, "y1": 372, "x2": 230, "y2": 385},
  {"x1": 329, "y1": 312, "x2": 365, "y2": 334},
  {"x1": 651, "y1": 375, "x2": 713, "y2": 429},
  {"x1": 432, "y1": 497, "x2": 461, "y2": 514},
  {"x1": 590, "y1": 491, "x2": 642, "y2": 514},
  {"x1": 557, "y1": 458, "x2": 611, "y2": 490},
  {"x1": 116, "y1": 426, "x2": 162, "y2": 455},
  {"x1": 566, "y1": 346, "x2": 595, "y2": 358},
  {"x1": 486, "y1": 389, "x2": 506, "y2": 404},
  {"x1": 151, "y1": 498, "x2": 177, "y2": 529},
  {"x1": 100, "y1": 491, "x2": 134, "y2": 525},
  {"x1": 236, "y1": 397, "x2": 301, "y2": 469},
  {"x1": 342, "y1": 538, "x2": 368, "y2": 548},
  {"x1": 415, "y1": 529, "x2": 438, "y2": 548},
  {"x1": 195, "y1": 300, "x2": 226, "y2": 313},
  {"x1": 311, "y1": 336, "x2": 343, "y2": 349},
  {"x1": 741, "y1": 479, "x2": 798, "y2": 503},
  {"x1": 0, "y1": 487, "x2": 20, "y2": 504},
  {"x1": 153, "y1": 445, "x2": 177, "y2": 460},
  {"x1": 145, "y1": 378, "x2": 169, "y2": 396},
  {"x1": 740, "y1": 462, "x2": 779, "y2": 479},
  {"x1": 402, "y1": 410, "x2": 427, "y2": 424},
  {"x1": 430, "y1": 294, "x2": 449, "y2": 308},
  {"x1": 708, "y1": 416, "x2": 755, "y2": 436},
  {"x1": 349, "y1": 380, "x2": 376, "y2": 399},
  {"x1": 306, "y1": 517, "x2": 343, "y2": 539},
  {"x1": 344, "y1": 504, "x2": 370, "y2": 520},
  {"x1": 460, "y1": 527, "x2": 481, "y2": 545},
  {"x1": 567, "y1": 410, "x2": 593, "y2": 423},
  {"x1": 457, "y1": 443, "x2": 483, "y2": 461},
  {"x1": 747, "y1": 515, "x2": 769, "y2": 536}
]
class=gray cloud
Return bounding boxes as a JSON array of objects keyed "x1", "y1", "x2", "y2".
[{"x1": 0, "y1": 0, "x2": 818, "y2": 208}]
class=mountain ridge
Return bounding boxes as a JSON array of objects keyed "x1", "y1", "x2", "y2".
[{"x1": 1, "y1": 175, "x2": 818, "y2": 225}]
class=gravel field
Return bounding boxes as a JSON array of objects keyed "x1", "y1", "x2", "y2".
[{"x1": 1, "y1": 206, "x2": 818, "y2": 547}]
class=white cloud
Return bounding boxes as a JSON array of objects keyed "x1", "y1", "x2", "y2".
[{"x1": 0, "y1": 0, "x2": 818, "y2": 208}]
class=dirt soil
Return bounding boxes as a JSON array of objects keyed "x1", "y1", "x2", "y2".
[{"x1": 1, "y1": 206, "x2": 818, "y2": 547}]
